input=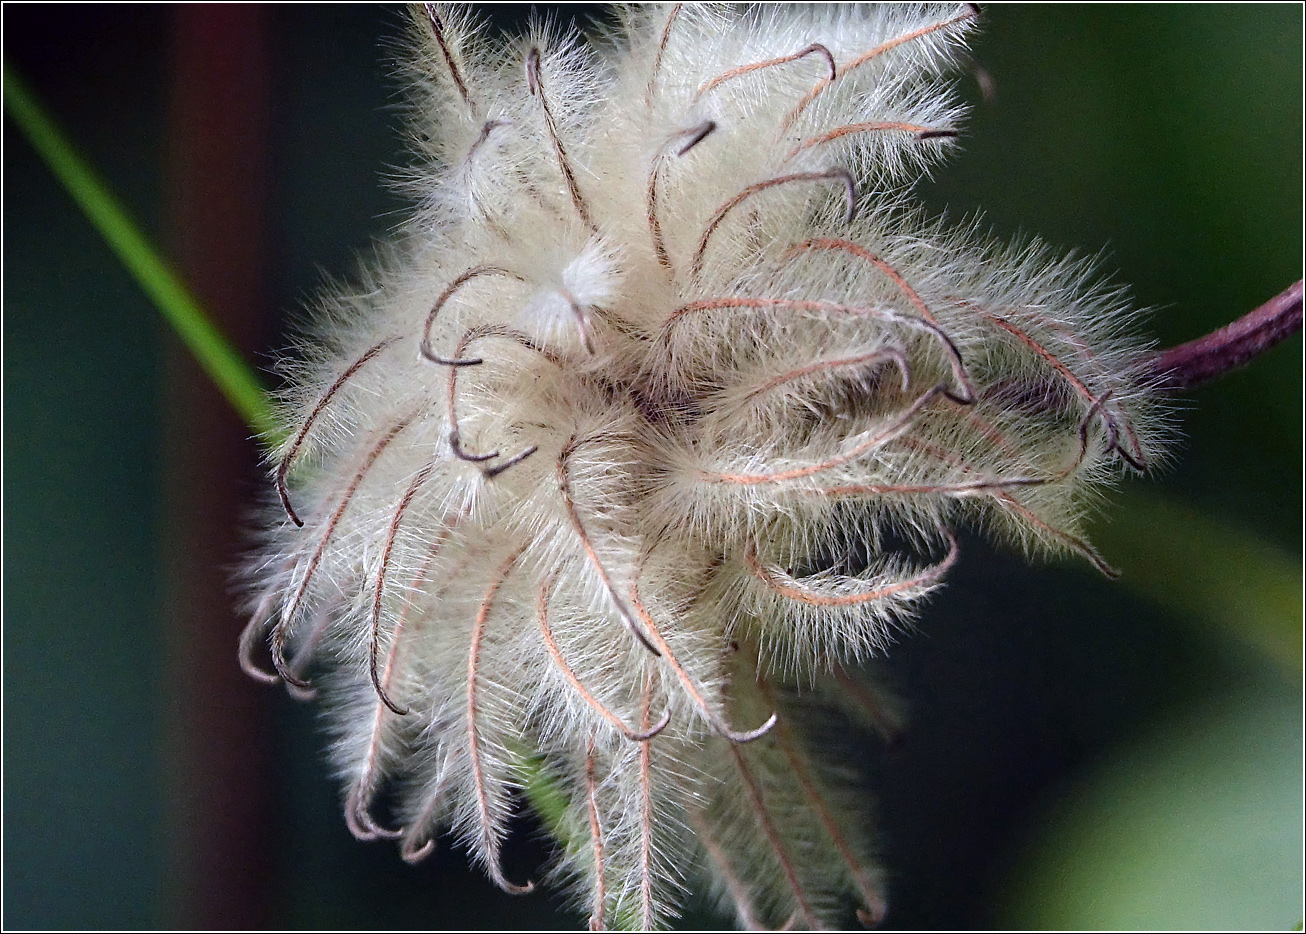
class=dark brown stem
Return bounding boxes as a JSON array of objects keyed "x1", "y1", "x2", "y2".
[
  {"x1": 164, "y1": 7, "x2": 273, "y2": 926},
  {"x1": 1152, "y1": 281, "x2": 1302, "y2": 390}
]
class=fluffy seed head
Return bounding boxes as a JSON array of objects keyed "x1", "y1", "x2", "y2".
[{"x1": 243, "y1": 4, "x2": 1170, "y2": 928}]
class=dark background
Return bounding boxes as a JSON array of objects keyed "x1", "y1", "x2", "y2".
[{"x1": 5, "y1": 5, "x2": 1301, "y2": 929}]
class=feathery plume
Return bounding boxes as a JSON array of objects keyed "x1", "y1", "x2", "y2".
[{"x1": 243, "y1": 4, "x2": 1171, "y2": 928}]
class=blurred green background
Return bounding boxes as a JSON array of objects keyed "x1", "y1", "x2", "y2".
[{"x1": 5, "y1": 5, "x2": 1300, "y2": 929}]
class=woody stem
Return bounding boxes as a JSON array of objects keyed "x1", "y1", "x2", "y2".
[{"x1": 1152, "y1": 280, "x2": 1302, "y2": 390}]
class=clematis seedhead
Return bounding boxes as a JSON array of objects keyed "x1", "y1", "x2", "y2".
[{"x1": 242, "y1": 4, "x2": 1173, "y2": 928}]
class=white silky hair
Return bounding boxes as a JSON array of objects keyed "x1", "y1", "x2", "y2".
[{"x1": 242, "y1": 3, "x2": 1171, "y2": 929}]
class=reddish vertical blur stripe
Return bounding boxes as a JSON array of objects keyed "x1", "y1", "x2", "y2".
[{"x1": 161, "y1": 6, "x2": 273, "y2": 927}]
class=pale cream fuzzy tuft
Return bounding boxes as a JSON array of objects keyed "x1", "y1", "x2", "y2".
[{"x1": 242, "y1": 4, "x2": 1171, "y2": 929}]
